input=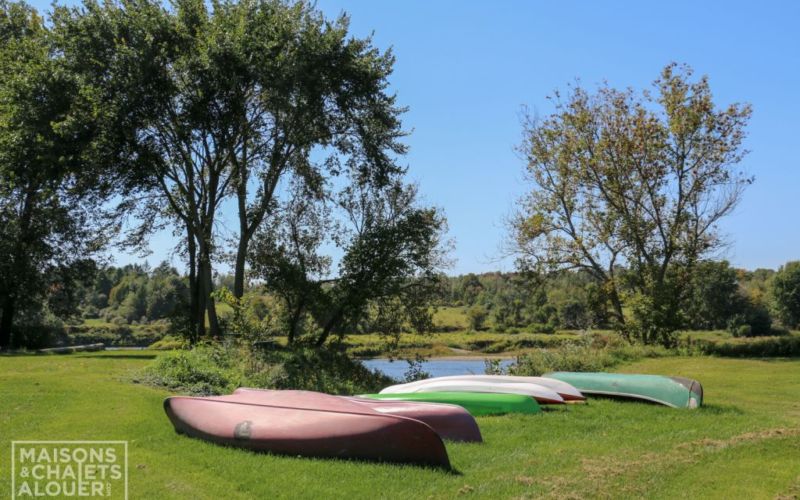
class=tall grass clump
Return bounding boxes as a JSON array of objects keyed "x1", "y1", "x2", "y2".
[{"x1": 510, "y1": 332, "x2": 671, "y2": 376}]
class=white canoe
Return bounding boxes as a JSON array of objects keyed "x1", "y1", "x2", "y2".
[
  {"x1": 387, "y1": 379, "x2": 565, "y2": 404},
  {"x1": 381, "y1": 375, "x2": 584, "y2": 401}
]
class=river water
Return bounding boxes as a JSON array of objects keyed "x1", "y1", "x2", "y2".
[{"x1": 362, "y1": 358, "x2": 515, "y2": 380}]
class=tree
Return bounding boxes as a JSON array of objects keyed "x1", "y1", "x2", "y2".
[
  {"x1": 771, "y1": 261, "x2": 800, "y2": 329},
  {"x1": 250, "y1": 178, "x2": 448, "y2": 346},
  {"x1": 684, "y1": 260, "x2": 741, "y2": 330},
  {"x1": 466, "y1": 305, "x2": 488, "y2": 332},
  {"x1": 0, "y1": 1, "x2": 118, "y2": 348},
  {"x1": 55, "y1": 0, "x2": 406, "y2": 342},
  {"x1": 513, "y1": 64, "x2": 752, "y2": 345}
]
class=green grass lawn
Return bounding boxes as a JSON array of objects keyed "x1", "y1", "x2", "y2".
[{"x1": 2, "y1": 351, "x2": 799, "y2": 498}]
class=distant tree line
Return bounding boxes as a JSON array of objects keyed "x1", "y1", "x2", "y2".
[
  {"x1": 80, "y1": 263, "x2": 188, "y2": 326},
  {"x1": 442, "y1": 261, "x2": 799, "y2": 336}
]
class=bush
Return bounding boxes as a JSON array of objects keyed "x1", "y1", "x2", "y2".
[
  {"x1": 558, "y1": 300, "x2": 590, "y2": 329},
  {"x1": 138, "y1": 344, "x2": 243, "y2": 395},
  {"x1": 527, "y1": 322, "x2": 556, "y2": 334},
  {"x1": 149, "y1": 335, "x2": 187, "y2": 350},
  {"x1": 730, "y1": 324, "x2": 752, "y2": 338},
  {"x1": 696, "y1": 335, "x2": 800, "y2": 357},
  {"x1": 466, "y1": 305, "x2": 488, "y2": 331},
  {"x1": 510, "y1": 334, "x2": 670, "y2": 376},
  {"x1": 727, "y1": 301, "x2": 773, "y2": 337},
  {"x1": 137, "y1": 342, "x2": 393, "y2": 396}
]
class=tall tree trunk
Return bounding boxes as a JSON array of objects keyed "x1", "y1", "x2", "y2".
[
  {"x1": 287, "y1": 297, "x2": 305, "y2": 345},
  {"x1": 203, "y1": 261, "x2": 221, "y2": 338},
  {"x1": 315, "y1": 308, "x2": 344, "y2": 347},
  {"x1": 609, "y1": 287, "x2": 625, "y2": 326},
  {"x1": 186, "y1": 223, "x2": 199, "y2": 343},
  {"x1": 195, "y1": 256, "x2": 207, "y2": 340},
  {"x1": 233, "y1": 233, "x2": 247, "y2": 299},
  {"x1": 232, "y1": 134, "x2": 252, "y2": 299},
  {"x1": 1, "y1": 188, "x2": 37, "y2": 349},
  {"x1": 0, "y1": 296, "x2": 14, "y2": 349},
  {"x1": 234, "y1": 173, "x2": 248, "y2": 298}
]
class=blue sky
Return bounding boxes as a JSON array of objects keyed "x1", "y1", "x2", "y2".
[{"x1": 32, "y1": 0, "x2": 800, "y2": 275}]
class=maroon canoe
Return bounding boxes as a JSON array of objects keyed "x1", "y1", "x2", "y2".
[
  {"x1": 231, "y1": 388, "x2": 482, "y2": 443},
  {"x1": 164, "y1": 390, "x2": 451, "y2": 468}
]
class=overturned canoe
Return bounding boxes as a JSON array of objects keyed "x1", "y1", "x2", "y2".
[
  {"x1": 360, "y1": 391, "x2": 541, "y2": 416},
  {"x1": 381, "y1": 375, "x2": 584, "y2": 402},
  {"x1": 231, "y1": 388, "x2": 482, "y2": 443},
  {"x1": 380, "y1": 379, "x2": 564, "y2": 404},
  {"x1": 544, "y1": 372, "x2": 703, "y2": 409},
  {"x1": 164, "y1": 390, "x2": 451, "y2": 468}
]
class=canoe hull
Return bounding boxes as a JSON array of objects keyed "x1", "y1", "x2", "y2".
[
  {"x1": 387, "y1": 379, "x2": 564, "y2": 404},
  {"x1": 544, "y1": 372, "x2": 703, "y2": 408},
  {"x1": 164, "y1": 391, "x2": 451, "y2": 468},
  {"x1": 360, "y1": 391, "x2": 541, "y2": 416},
  {"x1": 380, "y1": 375, "x2": 584, "y2": 401},
  {"x1": 231, "y1": 388, "x2": 482, "y2": 443}
]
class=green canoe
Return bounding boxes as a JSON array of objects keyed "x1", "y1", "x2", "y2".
[
  {"x1": 544, "y1": 372, "x2": 703, "y2": 409},
  {"x1": 359, "y1": 391, "x2": 541, "y2": 416}
]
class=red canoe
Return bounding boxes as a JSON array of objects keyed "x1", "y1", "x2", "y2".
[
  {"x1": 164, "y1": 390, "x2": 451, "y2": 468},
  {"x1": 231, "y1": 388, "x2": 482, "y2": 443}
]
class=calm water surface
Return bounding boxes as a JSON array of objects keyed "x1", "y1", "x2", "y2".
[{"x1": 362, "y1": 358, "x2": 514, "y2": 380}]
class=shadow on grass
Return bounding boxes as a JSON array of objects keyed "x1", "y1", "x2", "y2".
[
  {"x1": 224, "y1": 442, "x2": 463, "y2": 475},
  {"x1": 540, "y1": 405, "x2": 570, "y2": 413},
  {"x1": 698, "y1": 403, "x2": 744, "y2": 415},
  {"x1": 75, "y1": 354, "x2": 157, "y2": 360}
]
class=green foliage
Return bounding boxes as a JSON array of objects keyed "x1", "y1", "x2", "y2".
[
  {"x1": 212, "y1": 287, "x2": 274, "y2": 342},
  {"x1": 513, "y1": 64, "x2": 752, "y2": 346},
  {"x1": 511, "y1": 333, "x2": 670, "y2": 375},
  {"x1": 696, "y1": 334, "x2": 800, "y2": 358},
  {"x1": 401, "y1": 355, "x2": 431, "y2": 382},
  {"x1": 140, "y1": 342, "x2": 393, "y2": 396},
  {"x1": 73, "y1": 263, "x2": 189, "y2": 328},
  {"x1": 727, "y1": 299, "x2": 773, "y2": 337},
  {"x1": 771, "y1": 261, "x2": 800, "y2": 328},
  {"x1": 466, "y1": 305, "x2": 488, "y2": 331},
  {"x1": 56, "y1": 0, "x2": 414, "y2": 341},
  {"x1": 0, "y1": 0, "x2": 119, "y2": 348},
  {"x1": 685, "y1": 260, "x2": 742, "y2": 330},
  {"x1": 527, "y1": 322, "x2": 556, "y2": 334},
  {"x1": 622, "y1": 273, "x2": 686, "y2": 347},
  {"x1": 148, "y1": 335, "x2": 187, "y2": 350},
  {"x1": 250, "y1": 180, "x2": 448, "y2": 347}
]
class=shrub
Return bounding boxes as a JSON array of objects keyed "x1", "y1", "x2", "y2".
[
  {"x1": 138, "y1": 344, "x2": 243, "y2": 395},
  {"x1": 727, "y1": 301, "x2": 773, "y2": 337},
  {"x1": 697, "y1": 335, "x2": 800, "y2": 357},
  {"x1": 149, "y1": 335, "x2": 187, "y2": 350},
  {"x1": 137, "y1": 342, "x2": 393, "y2": 396},
  {"x1": 527, "y1": 322, "x2": 556, "y2": 334},
  {"x1": 466, "y1": 305, "x2": 488, "y2": 331},
  {"x1": 730, "y1": 324, "x2": 752, "y2": 338},
  {"x1": 510, "y1": 334, "x2": 669, "y2": 375},
  {"x1": 558, "y1": 300, "x2": 590, "y2": 329}
]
